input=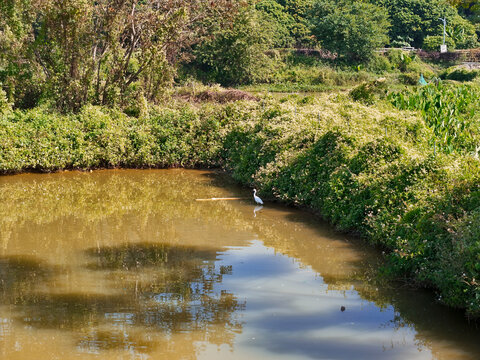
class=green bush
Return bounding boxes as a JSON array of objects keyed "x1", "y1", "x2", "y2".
[
  {"x1": 440, "y1": 67, "x2": 479, "y2": 82},
  {"x1": 386, "y1": 50, "x2": 434, "y2": 76},
  {"x1": 405, "y1": 61, "x2": 435, "y2": 78},
  {"x1": 455, "y1": 35, "x2": 479, "y2": 49},
  {"x1": 309, "y1": 0, "x2": 390, "y2": 63},
  {"x1": 0, "y1": 87, "x2": 12, "y2": 115},
  {"x1": 366, "y1": 54, "x2": 393, "y2": 73},
  {"x1": 397, "y1": 72, "x2": 420, "y2": 85},
  {"x1": 191, "y1": 8, "x2": 276, "y2": 86},
  {"x1": 350, "y1": 79, "x2": 387, "y2": 104},
  {"x1": 422, "y1": 36, "x2": 456, "y2": 51}
]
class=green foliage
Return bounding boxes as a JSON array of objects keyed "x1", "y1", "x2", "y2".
[
  {"x1": 0, "y1": 0, "x2": 244, "y2": 111},
  {"x1": 0, "y1": 103, "x2": 228, "y2": 172},
  {"x1": 309, "y1": 0, "x2": 390, "y2": 63},
  {"x1": 372, "y1": 0, "x2": 467, "y2": 48},
  {"x1": 254, "y1": 0, "x2": 315, "y2": 47},
  {"x1": 397, "y1": 72, "x2": 421, "y2": 85},
  {"x1": 385, "y1": 50, "x2": 435, "y2": 81},
  {"x1": 0, "y1": 0, "x2": 45, "y2": 109},
  {"x1": 366, "y1": 54, "x2": 393, "y2": 73},
  {"x1": 441, "y1": 67, "x2": 480, "y2": 81},
  {"x1": 0, "y1": 86, "x2": 12, "y2": 115},
  {"x1": 277, "y1": 0, "x2": 315, "y2": 46},
  {"x1": 387, "y1": 50, "x2": 415, "y2": 72},
  {"x1": 389, "y1": 83, "x2": 480, "y2": 153},
  {"x1": 446, "y1": 21, "x2": 479, "y2": 49},
  {"x1": 255, "y1": 0, "x2": 295, "y2": 47},
  {"x1": 390, "y1": 36, "x2": 414, "y2": 48},
  {"x1": 423, "y1": 35, "x2": 456, "y2": 51},
  {"x1": 271, "y1": 59, "x2": 373, "y2": 87},
  {"x1": 191, "y1": 8, "x2": 276, "y2": 86},
  {"x1": 350, "y1": 79, "x2": 387, "y2": 105}
]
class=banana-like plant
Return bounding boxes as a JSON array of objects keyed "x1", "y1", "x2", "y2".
[{"x1": 389, "y1": 83, "x2": 480, "y2": 154}]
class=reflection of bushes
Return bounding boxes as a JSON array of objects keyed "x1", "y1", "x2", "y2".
[
  {"x1": 0, "y1": 170, "x2": 248, "y2": 237},
  {"x1": 86, "y1": 243, "x2": 217, "y2": 271},
  {"x1": 0, "y1": 256, "x2": 54, "y2": 303},
  {"x1": 0, "y1": 243, "x2": 244, "y2": 355}
]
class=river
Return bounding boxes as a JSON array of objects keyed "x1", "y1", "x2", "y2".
[{"x1": 0, "y1": 169, "x2": 479, "y2": 359}]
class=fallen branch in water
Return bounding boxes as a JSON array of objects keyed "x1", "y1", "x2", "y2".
[{"x1": 195, "y1": 197, "x2": 247, "y2": 201}]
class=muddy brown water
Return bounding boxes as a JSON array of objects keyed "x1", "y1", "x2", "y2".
[{"x1": 0, "y1": 169, "x2": 479, "y2": 360}]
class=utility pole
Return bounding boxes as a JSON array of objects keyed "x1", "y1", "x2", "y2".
[
  {"x1": 439, "y1": 17, "x2": 446, "y2": 45},
  {"x1": 439, "y1": 17, "x2": 447, "y2": 53}
]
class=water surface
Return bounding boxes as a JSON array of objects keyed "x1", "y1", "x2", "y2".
[{"x1": 0, "y1": 169, "x2": 479, "y2": 359}]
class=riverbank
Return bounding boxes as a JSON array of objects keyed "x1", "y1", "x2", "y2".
[{"x1": 1, "y1": 93, "x2": 479, "y2": 318}]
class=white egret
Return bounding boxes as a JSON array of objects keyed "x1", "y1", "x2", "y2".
[{"x1": 253, "y1": 189, "x2": 263, "y2": 205}]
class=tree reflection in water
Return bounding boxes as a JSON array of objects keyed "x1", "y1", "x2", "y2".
[{"x1": 0, "y1": 243, "x2": 245, "y2": 358}]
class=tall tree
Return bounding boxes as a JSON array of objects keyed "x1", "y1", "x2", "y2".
[
  {"x1": 309, "y1": 0, "x2": 390, "y2": 62},
  {"x1": 191, "y1": 7, "x2": 275, "y2": 85},
  {"x1": 0, "y1": 0, "x2": 244, "y2": 111},
  {"x1": 256, "y1": 0, "x2": 295, "y2": 48},
  {"x1": 371, "y1": 0, "x2": 477, "y2": 48}
]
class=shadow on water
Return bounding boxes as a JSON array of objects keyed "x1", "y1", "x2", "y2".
[{"x1": 367, "y1": 286, "x2": 480, "y2": 358}]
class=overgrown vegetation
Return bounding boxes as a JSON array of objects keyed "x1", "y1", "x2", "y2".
[{"x1": 1, "y1": 93, "x2": 480, "y2": 318}]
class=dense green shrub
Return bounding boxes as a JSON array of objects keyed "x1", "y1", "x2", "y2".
[
  {"x1": 256, "y1": 0, "x2": 294, "y2": 47},
  {"x1": 440, "y1": 67, "x2": 479, "y2": 81},
  {"x1": 0, "y1": 103, "x2": 231, "y2": 172},
  {"x1": 366, "y1": 54, "x2": 393, "y2": 73},
  {"x1": 191, "y1": 8, "x2": 276, "y2": 86},
  {"x1": 422, "y1": 36, "x2": 456, "y2": 51},
  {"x1": 350, "y1": 79, "x2": 387, "y2": 104},
  {"x1": 386, "y1": 50, "x2": 434, "y2": 75},
  {"x1": 397, "y1": 72, "x2": 421, "y2": 85}
]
